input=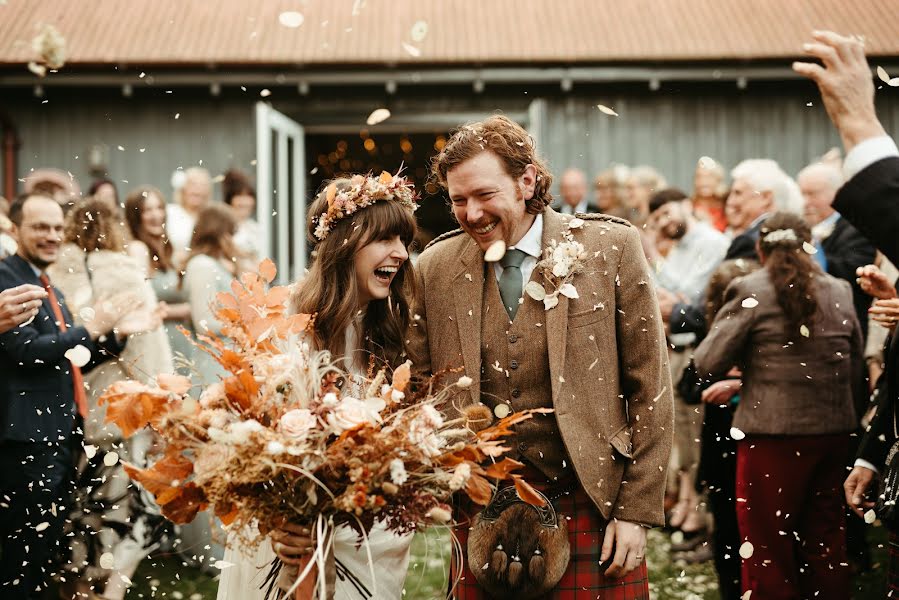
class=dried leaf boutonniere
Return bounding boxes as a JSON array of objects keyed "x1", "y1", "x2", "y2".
[{"x1": 525, "y1": 219, "x2": 588, "y2": 310}]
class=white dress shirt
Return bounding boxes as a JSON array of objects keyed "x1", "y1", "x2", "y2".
[
  {"x1": 491, "y1": 212, "x2": 544, "y2": 286},
  {"x1": 559, "y1": 199, "x2": 589, "y2": 215}
]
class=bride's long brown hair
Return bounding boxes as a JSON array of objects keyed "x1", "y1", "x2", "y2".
[{"x1": 292, "y1": 178, "x2": 417, "y2": 370}]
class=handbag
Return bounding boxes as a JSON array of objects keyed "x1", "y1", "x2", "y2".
[
  {"x1": 467, "y1": 485, "x2": 570, "y2": 599},
  {"x1": 876, "y1": 400, "x2": 899, "y2": 529}
]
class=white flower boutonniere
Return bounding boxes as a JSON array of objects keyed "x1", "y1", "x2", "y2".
[{"x1": 525, "y1": 220, "x2": 588, "y2": 310}]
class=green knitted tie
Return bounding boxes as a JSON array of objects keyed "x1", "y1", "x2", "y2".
[{"x1": 499, "y1": 248, "x2": 527, "y2": 320}]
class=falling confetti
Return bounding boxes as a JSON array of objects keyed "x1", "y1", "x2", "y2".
[
  {"x1": 260, "y1": 88, "x2": 272, "y2": 97},
  {"x1": 597, "y1": 104, "x2": 618, "y2": 116},
  {"x1": 799, "y1": 324, "x2": 810, "y2": 338},
  {"x1": 28, "y1": 23, "x2": 66, "y2": 78},
  {"x1": 104, "y1": 451, "x2": 120, "y2": 466},
  {"x1": 741, "y1": 592, "x2": 753, "y2": 600},
  {"x1": 864, "y1": 509, "x2": 877, "y2": 524},
  {"x1": 741, "y1": 297, "x2": 759, "y2": 309},
  {"x1": 730, "y1": 427, "x2": 746, "y2": 440},
  {"x1": 401, "y1": 42, "x2": 421, "y2": 57},
  {"x1": 64, "y1": 344, "x2": 91, "y2": 367},
  {"x1": 99, "y1": 552, "x2": 115, "y2": 569},
  {"x1": 278, "y1": 11, "x2": 304, "y2": 28},
  {"x1": 366, "y1": 108, "x2": 391, "y2": 126},
  {"x1": 877, "y1": 66, "x2": 899, "y2": 86},
  {"x1": 410, "y1": 20, "x2": 429, "y2": 42},
  {"x1": 84, "y1": 444, "x2": 97, "y2": 459},
  {"x1": 568, "y1": 218, "x2": 585, "y2": 229},
  {"x1": 214, "y1": 560, "x2": 235, "y2": 570},
  {"x1": 739, "y1": 541, "x2": 754, "y2": 559},
  {"x1": 483, "y1": 240, "x2": 507, "y2": 262},
  {"x1": 35, "y1": 521, "x2": 50, "y2": 532},
  {"x1": 802, "y1": 241, "x2": 817, "y2": 254}
]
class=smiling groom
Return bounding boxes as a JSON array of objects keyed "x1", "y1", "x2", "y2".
[{"x1": 408, "y1": 115, "x2": 673, "y2": 598}]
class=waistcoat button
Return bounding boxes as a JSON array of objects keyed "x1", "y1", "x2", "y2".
[
  {"x1": 511, "y1": 388, "x2": 521, "y2": 398},
  {"x1": 510, "y1": 360, "x2": 519, "y2": 370},
  {"x1": 508, "y1": 334, "x2": 518, "y2": 343}
]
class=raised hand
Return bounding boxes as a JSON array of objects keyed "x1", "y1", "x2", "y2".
[
  {"x1": 857, "y1": 264, "x2": 897, "y2": 300},
  {"x1": 115, "y1": 304, "x2": 164, "y2": 336},
  {"x1": 701, "y1": 379, "x2": 742, "y2": 405},
  {"x1": 0, "y1": 284, "x2": 47, "y2": 333}
]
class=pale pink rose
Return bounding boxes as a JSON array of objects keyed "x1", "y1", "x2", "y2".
[
  {"x1": 326, "y1": 397, "x2": 384, "y2": 434},
  {"x1": 279, "y1": 409, "x2": 316, "y2": 439}
]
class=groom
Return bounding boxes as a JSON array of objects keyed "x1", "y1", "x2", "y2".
[{"x1": 408, "y1": 115, "x2": 673, "y2": 598}]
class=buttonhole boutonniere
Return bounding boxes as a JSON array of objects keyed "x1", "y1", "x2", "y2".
[{"x1": 525, "y1": 219, "x2": 588, "y2": 310}]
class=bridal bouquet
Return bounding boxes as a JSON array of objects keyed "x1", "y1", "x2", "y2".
[{"x1": 98, "y1": 259, "x2": 546, "y2": 595}]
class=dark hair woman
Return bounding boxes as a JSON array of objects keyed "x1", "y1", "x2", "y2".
[
  {"x1": 223, "y1": 168, "x2": 262, "y2": 260},
  {"x1": 693, "y1": 211, "x2": 864, "y2": 600}
]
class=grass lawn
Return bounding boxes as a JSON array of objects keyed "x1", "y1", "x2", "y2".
[{"x1": 126, "y1": 523, "x2": 889, "y2": 599}]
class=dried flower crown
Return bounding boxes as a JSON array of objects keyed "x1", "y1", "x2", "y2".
[
  {"x1": 761, "y1": 228, "x2": 798, "y2": 245},
  {"x1": 313, "y1": 171, "x2": 418, "y2": 241}
]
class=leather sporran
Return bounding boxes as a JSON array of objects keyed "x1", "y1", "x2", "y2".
[
  {"x1": 877, "y1": 399, "x2": 899, "y2": 529},
  {"x1": 467, "y1": 486, "x2": 570, "y2": 599}
]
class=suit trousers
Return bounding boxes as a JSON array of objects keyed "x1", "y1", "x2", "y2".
[
  {"x1": 735, "y1": 434, "x2": 851, "y2": 600},
  {"x1": 0, "y1": 435, "x2": 78, "y2": 599}
]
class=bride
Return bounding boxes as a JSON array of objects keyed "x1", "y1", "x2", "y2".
[{"x1": 216, "y1": 174, "x2": 419, "y2": 600}]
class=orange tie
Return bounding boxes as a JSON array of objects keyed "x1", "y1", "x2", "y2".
[{"x1": 39, "y1": 273, "x2": 88, "y2": 419}]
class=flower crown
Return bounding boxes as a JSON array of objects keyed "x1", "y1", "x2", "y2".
[
  {"x1": 761, "y1": 228, "x2": 798, "y2": 245},
  {"x1": 313, "y1": 171, "x2": 418, "y2": 241}
]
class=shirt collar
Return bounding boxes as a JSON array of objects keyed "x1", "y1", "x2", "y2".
[{"x1": 509, "y1": 212, "x2": 543, "y2": 259}]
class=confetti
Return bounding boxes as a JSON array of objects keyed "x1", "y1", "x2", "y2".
[
  {"x1": 741, "y1": 592, "x2": 753, "y2": 600},
  {"x1": 741, "y1": 297, "x2": 759, "y2": 309},
  {"x1": 64, "y1": 344, "x2": 91, "y2": 367},
  {"x1": 260, "y1": 88, "x2": 272, "y2": 97},
  {"x1": 410, "y1": 20, "x2": 429, "y2": 43},
  {"x1": 366, "y1": 108, "x2": 391, "y2": 126},
  {"x1": 597, "y1": 104, "x2": 618, "y2": 116},
  {"x1": 799, "y1": 324, "x2": 810, "y2": 338},
  {"x1": 214, "y1": 560, "x2": 235, "y2": 570},
  {"x1": 483, "y1": 240, "x2": 506, "y2": 262},
  {"x1": 802, "y1": 241, "x2": 817, "y2": 254},
  {"x1": 730, "y1": 427, "x2": 746, "y2": 440},
  {"x1": 739, "y1": 541, "x2": 754, "y2": 559},
  {"x1": 525, "y1": 281, "x2": 547, "y2": 301},
  {"x1": 568, "y1": 218, "x2": 585, "y2": 229},
  {"x1": 99, "y1": 552, "x2": 115, "y2": 569},
  {"x1": 278, "y1": 11, "x2": 304, "y2": 28},
  {"x1": 83, "y1": 444, "x2": 97, "y2": 459},
  {"x1": 35, "y1": 521, "x2": 50, "y2": 532},
  {"x1": 401, "y1": 42, "x2": 421, "y2": 57},
  {"x1": 559, "y1": 283, "x2": 579, "y2": 299},
  {"x1": 544, "y1": 295, "x2": 560, "y2": 310},
  {"x1": 864, "y1": 509, "x2": 877, "y2": 524},
  {"x1": 104, "y1": 451, "x2": 120, "y2": 466}
]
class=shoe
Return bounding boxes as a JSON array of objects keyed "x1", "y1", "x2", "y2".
[{"x1": 670, "y1": 528, "x2": 709, "y2": 553}]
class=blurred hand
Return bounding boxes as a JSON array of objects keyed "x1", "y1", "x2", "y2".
[
  {"x1": 844, "y1": 465, "x2": 877, "y2": 518},
  {"x1": 701, "y1": 379, "x2": 742, "y2": 405},
  {"x1": 656, "y1": 287, "x2": 677, "y2": 320},
  {"x1": 601, "y1": 519, "x2": 646, "y2": 579},
  {"x1": 115, "y1": 304, "x2": 164, "y2": 337},
  {"x1": 869, "y1": 298, "x2": 899, "y2": 332},
  {"x1": 85, "y1": 292, "x2": 140, "y2": 339},
  {"x1": 793, "y1": 31, "x2": 887, "y2": 151},
  {"x1": 857, "y1": 264, "x2": 897, "y2": 300},
  {"x1": 270, "y1": 523, "x2": 314, "y2": 566},
  {"x1": 0, "y1": 284, "x2": 47, "y2": 333}
]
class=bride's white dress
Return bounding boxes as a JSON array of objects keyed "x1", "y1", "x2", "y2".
[
  {"x1": 216, "y1": 327, "x2": 413, "y2": 599},
  {"x1": 216, "y1": 521, "x2": 412, "y2": 600}
]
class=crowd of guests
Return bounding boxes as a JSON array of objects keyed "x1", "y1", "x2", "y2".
[{"x1": 0, "y1": 167, "x2": 261, "y2": 599}]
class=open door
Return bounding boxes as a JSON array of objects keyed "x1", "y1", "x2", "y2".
[{"x1": 255, "y1": 102, "x2": 306, "y2": 284}]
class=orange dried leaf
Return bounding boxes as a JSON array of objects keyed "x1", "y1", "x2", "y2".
[
  {"x1": 483, "y1": 457, "x2": 525, "y2": 480},
  {"x1": 477, "y1": 408, "x2": 553, "y2": 442},
  {"x1": 465, "y1": 473, "x2": 493, "y2": 505},
  {"x1": 123, "y1": 451, "x2": 192, "y2": 497},
  {"x1": 157, "y1": 373, "x2": 192, "y2": 395},
  {"x1": 265, "y1": 286, "x2": 290, "y2": 308},
  {"x1": 162, "y1": 482, "x2": 207, "y2": 524},
  {"x1": 99, "y1": 380, "x2": 171, "y2": 437},
  {"x1": 216, "y1": 291, "x2": 239, "y2": 310},
  {"x1": 392, "y1": 361, "x2": 411, "y2": 392},
  {"x1": 216, "y1": 503, "x2": 240, "y2": 526},
  {"x1": 259, "y1": 258, "x2": 277, "y2": 283},
  {"x1": 514, "y1": 476, "x2": 547, "y2": 507}
]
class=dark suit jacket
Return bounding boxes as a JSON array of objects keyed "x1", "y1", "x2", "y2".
[
  {"x1": 836, "y1": 154, "x2": 899, "y2": 469},
  {"x1": 0, "y1": 255, "x2": 124, "y2": 443},
  {"x1": 821, "y1": 217, "x2": 876, "y2": 339},
  {"x1": 669, "y1": 221, "x2": 762, "y2": 336}
]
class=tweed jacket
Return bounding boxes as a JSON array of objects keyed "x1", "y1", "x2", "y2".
[
  {"x1": 408, "y1": 207, "x2": 674, "y2": 527},
  {"x1": 693, "y1": 268, "x2": 865, "y2": 436}
]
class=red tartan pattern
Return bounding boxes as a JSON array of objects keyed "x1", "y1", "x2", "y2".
[{"x1": 450, "y1": 468, "x2": 649, "y2": 599}]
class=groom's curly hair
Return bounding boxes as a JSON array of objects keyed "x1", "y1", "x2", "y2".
[{"x1": 430, "y1": 114, "x2": 554, "y2": 215}]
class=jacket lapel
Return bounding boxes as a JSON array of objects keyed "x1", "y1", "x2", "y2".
[
  {"x1": 452, "y1": 237, "x2": 484, "y2": 406},
  {"x1": 541, "y1": 209, "x2": 570, "y2": 404}
]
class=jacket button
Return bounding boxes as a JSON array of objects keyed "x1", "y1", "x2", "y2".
[
  {"x1": 508, "y1": 334, "x2": 518, "y2": 343},
  {"x1": 510, "y1": 360, "x2": 519, "y2": 370},
  {"x1": 518, "y1": 442, "x2": 529, "y2": 452},
  {"x1": 511, "y1": 388, "x2": 521, "y2": 398}
]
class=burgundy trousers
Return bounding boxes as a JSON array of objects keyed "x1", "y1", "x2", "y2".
[{"x1": 735, "y1": 434, "x2": 851, "y2": 600}]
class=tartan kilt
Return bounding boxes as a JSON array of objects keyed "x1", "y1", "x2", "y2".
[
  {"x1": 889, "y1": 531, "x2": 899, "y2": 596},
  {"x1": 449, "y1": 467, "x2": 649, "y2": 600}
]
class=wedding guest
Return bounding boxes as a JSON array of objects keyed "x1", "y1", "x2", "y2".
[
  {"x1": 220, "y1": 173, "x2": 419, "y2": 599},
  {"x1": 694, "y1": 211, "x2": 863, "y2": 600},
  {"x1": 0, "y1": 193, "x2": 150, "y2": 599},
  {"x1": 593, "y1": 164, "x2": 631, "y2": 219},
  {"x1": 223, "y1": 168, "x2": 263, "y2": 261},
  {"x1": 624, "y1": 165, "x2": 667, "y2": 227},
  {"x1": 24, "y1": 168, "x2": 82, "y2": 214},
  {"x1": 691, "y1": 157, "x2": 728, "y2": 232},
  {"x1": 47, "y1": 197, "x2": 171, "y2": 600},
  {"x1": 862, "y1": 257, "x2": 898, "y2": 387},
  {"x1": 88, "y1": 177, "x2": 119, "y2": 212},
  {"x1": 411, "y1": 115, "x2": 673, "y2": 596},
  {"x1": 124, "y1": 186, "x2": 194, "y2": 370},
  {"x1": 166, "y1": 166, "x2": 211, "y2": 256},
  {"x1": 555, "y1": 168, "x2": 598, "y2": 215}
]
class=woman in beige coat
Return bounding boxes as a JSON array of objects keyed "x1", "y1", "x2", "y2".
[
  {"x1": 693, "y1": 212, "x2": 864, "y2": 600},
  {"x1": 48, "y1": 197, "x2": 173, "y2": 600}
]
